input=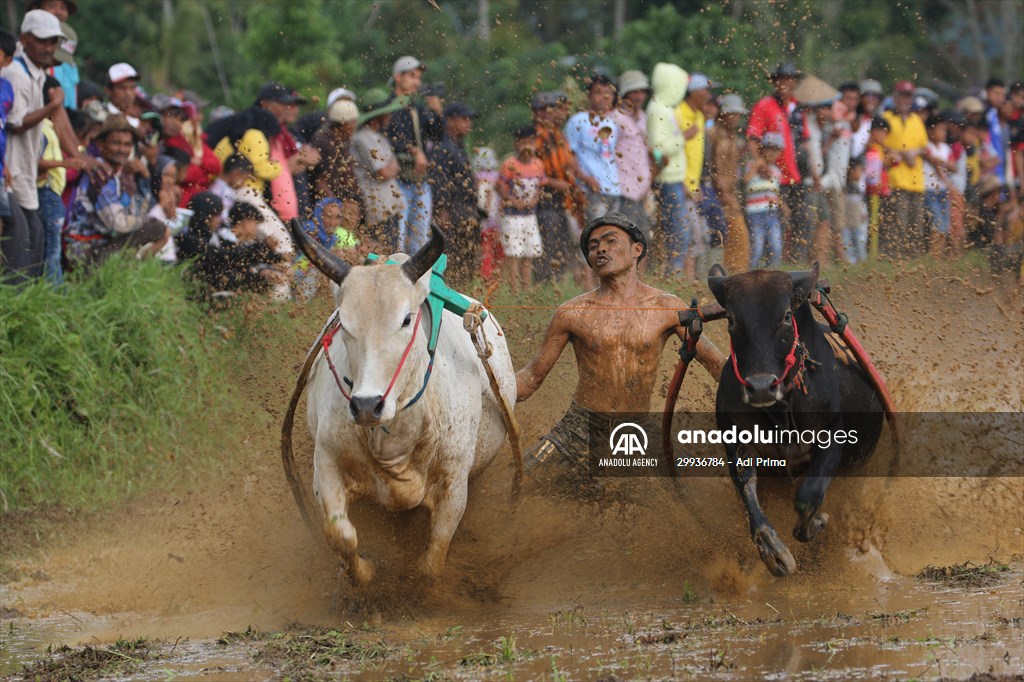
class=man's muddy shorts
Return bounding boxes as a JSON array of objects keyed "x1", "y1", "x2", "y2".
[{"x1": 523, "y1": 402, "x2": 656, "y2": 499}]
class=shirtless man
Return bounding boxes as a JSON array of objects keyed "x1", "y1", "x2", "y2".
[{"x1": 515, "y1": 212, "x2": 725, "y2": 490}]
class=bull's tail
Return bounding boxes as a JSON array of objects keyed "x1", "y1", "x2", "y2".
[{"x1": 281, "y1": 310, "x2": 340, "y2": 544}]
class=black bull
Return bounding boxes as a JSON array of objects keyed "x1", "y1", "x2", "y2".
[{"x1": 708, "y1": 262, "x2": 884, "y2": 577}]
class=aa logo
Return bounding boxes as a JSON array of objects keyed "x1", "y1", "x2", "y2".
[{"x1": 609, "y1": 422, "x2": 648, "y2": 456}]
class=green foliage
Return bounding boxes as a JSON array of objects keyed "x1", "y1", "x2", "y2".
[{"x1": 0, "y1": 256, "x2": 229, "y2": 512}]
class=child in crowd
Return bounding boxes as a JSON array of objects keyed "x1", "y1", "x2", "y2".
[
  {"x1": 923, "y1": 114, "x2": 954, "y2": 258},
  {"x1": 204, "y1": 201, "x2": 287, "y2": 295},
  {"x1": 474, "y1": 146, "x2": 503, "y2": 285},
  {"x1": 863, "y1": 117, "x2": 893, "y2": 258},
  {"x1": 0, "y1": 29, "x2": 15, "y2": 239},
  {"x1": 744, "y1": 132, "x2": 787, "y2": 268},
  {"x1": 843, "y1": 156, "x2": 868, "y2": 263},
  {"x1": 497, "y1": 127, "x2": 545, "y2": 292},
  {"x1": 208, "y1": 153, "x2": 252, "y2": 222},
  {"x1": 145, "y1": 155, "x2": 185, "y2": 263},
  {"x1": 294, "y1": 197, "x2": 362, "y2": 300},
  {"x1": 37, "y1": 87, "x2": 85, "y2": 284}
]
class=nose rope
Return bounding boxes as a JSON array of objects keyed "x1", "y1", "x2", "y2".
[
  {"x1": 321, "y1": 307, "x2": 425, "y2": 405},
  {"x1": 730, "y1": 316, "x2": 801, "y2": 390}
]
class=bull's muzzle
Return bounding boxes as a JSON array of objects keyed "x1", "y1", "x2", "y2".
[
  {"x1": 744, "y1": 374, "x2": 783, "y2": 408},
  {"x1": 350, "y1": 395, "x2": 385, "y2": 425}
]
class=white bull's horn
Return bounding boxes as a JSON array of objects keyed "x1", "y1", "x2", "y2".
[
  {"x1": 402, "y1": 225, "x2": 446, "y2": 283},
  {"x1": 288, "y1": 218, "x2": 351, "y2": 284}
]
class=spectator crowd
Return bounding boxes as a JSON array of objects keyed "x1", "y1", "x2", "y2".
[{"x1": 2, "y1": 0, "x2": 1022, "y2": 299}]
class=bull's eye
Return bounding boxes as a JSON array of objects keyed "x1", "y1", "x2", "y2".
[
  {"x1": 402, "y1": 313, "x2": 412, "y2": 328},
  {"x1": 784, "y1": 310, "x2": 793, "y2": 324},
  {"x1": 726, "y1": 314, "x2": 735, "y2": 329}
]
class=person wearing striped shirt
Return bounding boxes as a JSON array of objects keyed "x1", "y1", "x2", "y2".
[{"x1": 744, "y1": 132, "x2": 788, "y2": 268}]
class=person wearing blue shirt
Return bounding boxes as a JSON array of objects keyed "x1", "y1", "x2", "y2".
[{"x1": 564, "y1": 74, "x2": 621, "y2": 221}]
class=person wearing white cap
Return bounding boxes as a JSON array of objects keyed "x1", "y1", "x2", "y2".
[
  {"x1": 105, "y1": 62, "x2": 140, "y2": 128},
  {"x1": 308, "y1": 97, "x2": 361, "y2": 230},
  {"x1": 0, "y1": 9, "x2": 66, "y2": 277},
  {"x1": 385, "y1": 55, "x2": 444, "y2": 253},
  {"x1": 611, "y1": 70, "x2": 653, "y2": 243}
]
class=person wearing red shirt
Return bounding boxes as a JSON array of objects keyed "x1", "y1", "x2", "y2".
[
  {"x1": 747, "y1": 63, "x2": 807, "y2": 263},
  {"x1": 158, "y1": 96, "x2": 220, "y2": 208}
]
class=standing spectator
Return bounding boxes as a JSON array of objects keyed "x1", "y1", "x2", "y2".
[
  {"x1": 532, "y1": 90, "x2": 588, "y2": 284},
  {"x1": 1, "y1": 10, "x2": 66, "y2": 279},
  {"x1": 474, "y1": 147, "x2": 503, "y2": 284},
  {"x1": 676, "y1": 73, "x2": 713, "y2": 280},
  {"x1": 351, "y1": 89, "x2": 407, "y2": 252},
  {"x1": 1008, "y1": 82, "x2": 1024, "y2": 194},
  {"x1": 709, "y1": 93, "x2": 750, "y2": 273},
  {"x1": 158, "y1": 96, "x2": 220, "y2": 208},
  {"x1": 745, "y1": 133, "x2": 788, "y2": 268},
  {"x1": 65, "y1": 116, "x2": 169, "y2": 267},
  {"x1": 565, "y1": 73, "x2": 620, "y2": 219},
  {"x1": 984, "y1": 78, "x2": 1009, "y2": 185},
  {"x1": 498, "y1": 126, "x2": 546, "y2": 292},
  {"x1": 36, "y1": 101, "x2": 83, "y2": 283},
  {"x1": 852, "y1": 79, "x2": 883, "y2": 159},
  {"x1": 26, "y1": 0, "x2": 78, "y2": 109},
  {"x1": 923, "y1": 114, "x2": 953, "y2": 258},
  {"x1": 748, "y1": 63, "x2": 805, "y2": 262},
  {"x1": 309, "y1": 96, "x2": 361, "y2": 227},
  {"x1": 844, "y1": 156, "x2": 868, "y2": 263},
  {"x1": 385, "y1": 56, "x2": 443, "y2": 253},
  {"x1": 429, "y1": 101, "x2": 479, "y2": 287},
  {"x1": 104, "y1": 62, "x2": 140, "y2": 127},
  {"x1": 946, "y1": 111, "x2": 969, "y2": 255},
  {"x1": 882, "y1": 80, "x2": 928, "y2": 258},
  {"x1": 207, "y1": 100, "x2": 283, "y2": 198},
  {"x1": 864, "y1": 116, "x2": 893, "y2": 259},
  {"x1": 255, "y1": 82, "x2": 318, "y2": 222},
  {"x1": 819, "y1": 96, "x2": 853, "y2": 264},
  {"x1": 0, "y1": 28, "x2": 15, "y2": 245},
  {"x1": 646, "y1": 62, "x2": 689, "y2": 275},
  {"x1": 612, "y1": 70, "x2": 652, "y2": 244}
]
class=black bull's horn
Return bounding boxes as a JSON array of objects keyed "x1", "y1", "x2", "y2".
[{"x1": 287, "y1": 220, "x2": 446, "y2": 285}]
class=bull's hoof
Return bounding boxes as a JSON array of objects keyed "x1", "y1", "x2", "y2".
[
  {"x1": 753, "y1": 526, "x2": 797, "y2": 577},
  {"x1": 349, "y1": 553, "x2": 376, "y2": 586},
  {"x1": 794, "y1": 512, "x2": 830, "y2": 543}
]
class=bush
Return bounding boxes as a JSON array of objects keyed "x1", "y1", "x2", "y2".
[{"x1": 0, "y1": 256, "x2": 230, "y2": 513}]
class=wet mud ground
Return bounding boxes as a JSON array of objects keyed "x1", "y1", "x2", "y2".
[{"x1": 1, "y1": 262, "x2": 1022, "y2": 681}]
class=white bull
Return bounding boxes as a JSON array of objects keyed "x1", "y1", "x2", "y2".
[{"x1": 286, "y1": 221, "x2": 515, "y2": 585}]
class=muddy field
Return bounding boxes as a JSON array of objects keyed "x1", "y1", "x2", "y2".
[{"x1": 1, "y1": 264, "x2": 1022, "y2": 681}]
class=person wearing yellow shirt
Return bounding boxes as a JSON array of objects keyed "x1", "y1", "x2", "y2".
[
  {"x1": 674, "y1": 73, "x2": 713, "y2": 281},
  {"x1": 882, "y1": 80, "x2": 928, "y2": 259}
]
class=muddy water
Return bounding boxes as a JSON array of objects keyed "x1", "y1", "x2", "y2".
[{"x1": 1, "y1": 267, "x2": 1022, "y2": 680}]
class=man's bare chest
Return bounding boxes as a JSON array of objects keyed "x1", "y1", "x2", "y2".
[{"x1": 571, "y1": 311, "x2": 665, "y2": 357}]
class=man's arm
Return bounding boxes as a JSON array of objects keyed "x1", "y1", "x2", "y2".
[
  {"x1": 515, "y1": 308, "x2": 571, "y2": 402},
  {"x1": 9, "y1": 84, "x2": 63, "y2": 135}
]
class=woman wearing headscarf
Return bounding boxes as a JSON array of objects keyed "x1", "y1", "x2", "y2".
[
  {"x1": 159, "y1": 98, "x2": 221, "y2": 208},
  {"x1": 207, "y1": 107, "x2": 282, "y2": 196}
]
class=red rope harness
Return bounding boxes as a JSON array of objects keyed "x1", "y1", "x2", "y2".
[
  {"x1": 730, "y1": 315, "x2": 801, "y2": 390},
  {"x1": 321, "y1": 308, "x2": 424, "y2": 403}
]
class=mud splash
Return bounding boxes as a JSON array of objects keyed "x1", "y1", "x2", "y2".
[{"x1": 1, "y1": 265, "x2": 1022, "y2": 680}]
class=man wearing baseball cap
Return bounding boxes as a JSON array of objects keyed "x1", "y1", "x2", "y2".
[
  {"x1": 882, "y1": 80, "x2": 928, "y2": 259},
  {"x1": 384, "y1": 55, "x2": 444, "y2": 253},
  {"x1": 105, "y1": 61, "x2": 140, "y2": 127},
  {"x1": 255, "y1": 82, "x2": 318, "y2": 223},
  {"x1": 676, "y1": 72, "x2": 715, "y2": 281},
  {"x1": 514, "y1": 211, "x2": 724, "y2": 496},
  {"x1": 428, "y1": 102, "x2": 479, "y2": 286},
  {"x1": 0, "y1": 9, "x2": 66, "y2": 278}
]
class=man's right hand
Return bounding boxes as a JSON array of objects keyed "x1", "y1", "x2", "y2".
[{"x1": 413, "y1": 147, "x2": 428, "y2": 175}]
